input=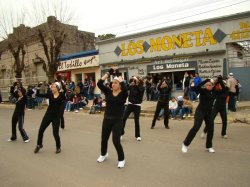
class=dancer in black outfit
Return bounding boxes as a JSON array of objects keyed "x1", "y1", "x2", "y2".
[
  {"x1": 34, "y1": 82, "x2": 66, "y2": 154},
  {"x1": 97, "y1": 68, "x2": 128, "y2": 168},
  {"x1": 182, "y1": 79, "x2": 216, "y2": 153},
  {"x1": 8, "y1": 87, "x2": 30, "y2": 143},
  {"x1": 202, "y1": 76, "x2": 229, "y2": 138},
  {"x1": 151, "y1": 80, "x2": 171, "y2": 129},
  {"x1": 121, "y1": 76, "x2": 145, "y2": 141},
  {"x1": 56, "y1": 76, "x2": 66, "y2": 129}
]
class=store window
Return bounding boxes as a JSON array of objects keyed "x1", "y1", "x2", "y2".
[{"x1": 75, "y1": 74, "x2": 82, "y2": 82}]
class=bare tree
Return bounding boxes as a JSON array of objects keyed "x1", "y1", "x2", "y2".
[
  {"x1": 28, "y1": 0, "x2": 75, "y2": 82},
  {"x1": 37, "y1": 18, "x2": 67, "y2": 82},
  {"x1": 0, "y1": 8, "x2": 28, "y2": 81}
]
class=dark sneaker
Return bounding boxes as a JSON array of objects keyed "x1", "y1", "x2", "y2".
[
  {"x1": 56, "y1": 148, "x2": 61, "y2": 154},
  {"x1": 34, "y1": 145, "x2": 43, "y2": 153},
  {"x1": 165, "y1": 126, "x2": 170, "y2": 129},
  {"x1": 8, "y1": 138, "x2": 17, "y2": 142},
  {"x1": 151, "y1": 126, "x2": 155, "y2": 129}
]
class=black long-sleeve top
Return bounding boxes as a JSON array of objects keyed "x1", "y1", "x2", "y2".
[
  {"x1": 214, "y1": 81, "x2": 229, "y2": 109},
  {"x1": 13, "y1": 96, "x2": 27, "y2": 116},
  {"x1": 195, "y1": 80, "x2": 216, "y2": 113},
  {"x1": 36, "y1": 91, "x2": 65, "y2": 117},
  {"x1": 97, "y1": 79, "x2": 128, "y2": 119},
  {"x1": 157, "y1": 82, "x2": 171, "y2": 103},
  {"x1": 128, "y1": 84, "x2": 145, "y2": 104}
]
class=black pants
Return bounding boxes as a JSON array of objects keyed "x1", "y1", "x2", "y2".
[
  {"x1": 204, "y1": 106, "x2": 227, "y2": 136},
  {"x1": 101, "y1": 118, "x2": 124, "y2": 161},
  {"x1": 183, "y1": 109, "x2": 214, "y2": 148},
  {"x1": 152, "y1": 101, "x2": 169, "y2": 128},
  {"x1": 60, "y1": 101, "x2": 65, "y2": 129},
  {"x1": 122, "y1": 104, "x2": 141, "y2": 138},
  {"x1": 11, "y1": 113, "x2": 29, "y2": 141},
  {"x1": 37, "y1": 113, "x2": 61, "y2": 148}
]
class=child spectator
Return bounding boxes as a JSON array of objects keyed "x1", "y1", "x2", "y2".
[
  {"x1": 78, "y1": 96, "x2": 89, "y2": 109},
  {"x1": 65, "y1": 90, "x2": 74, "y2": 112},
  {"x1": 169, "y1": 97, "x2": 178, "y2": 119},
  {"x1": 181, "y1": 96, "x2": 193, "y2": 118},
  {"x1": 72, "y1": 94, "x2": 79, "y2": 113},
  {"x1": 177, "y1": 96, "x2": 184, "y2": 120}
]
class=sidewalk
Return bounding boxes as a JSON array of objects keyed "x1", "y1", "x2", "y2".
[
  {"x1": 139, "y1": 100, "x2": 250, "y2": 124},
  {"x1": 1, "y1": 100, "x2": 250, "y2": 124}
]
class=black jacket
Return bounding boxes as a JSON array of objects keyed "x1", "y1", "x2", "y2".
[
  {"x1": 157, "y1": 82, "x2": 171, "y2": 103},
  {"x1": 128, "y1": 84, "x2": 145, "y2": 104}
]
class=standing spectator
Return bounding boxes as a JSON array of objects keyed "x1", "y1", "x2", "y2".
[
  {"x1": 36, "y1": 83, "x2": 43, "y2": 109},
  {"x1": 96, "y1": 68, "x2": 128, "y2": 168},
  {"x1": 189, "y1": 80, "x2": 197, "y2": 102},
  {"x1": 27, "y1": 85, "x2": 34, "y2": 110},
  {"x1": 145, "y1": 76, "x2": 152, "y2": 101},
  {"x1": 0, "y1": 89, "x2": 2, "y2": 103},
  {"x1": 151, "y1": 80, "x2": 171, "y2": 129},
  {"x1": 194, "y1": 73, "x2": 202, "y2": 87},
  {"x1": 8, "y1": 87, "x2": 30, "y2": 143},
  {"x1": 226, "y1": 73, "x2": 237, "y2": 112},
  {"x1": 183, "y1": 73, "x2": 191, "y2": 97},
  {"x1": 236, "y1": 79, "x2": 242, "y2": 102},
  {"x1": 122, "y1": 76, "x2": 145, "y2": 141},
  {"x1": 88, "y1": 79, "x2": 96, "y2": 100}
]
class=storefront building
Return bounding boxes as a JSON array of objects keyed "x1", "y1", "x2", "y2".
[
  {"x1": 57, "y1": 50, "x2": 101, "y2": 95},
  {"x1": 97, "y1": 11, "x2": 250, "y2": 99}
]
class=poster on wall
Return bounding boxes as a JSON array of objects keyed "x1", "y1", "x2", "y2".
[{"x1": 198, "y1": 59, "x2": 223, "y2": 79}]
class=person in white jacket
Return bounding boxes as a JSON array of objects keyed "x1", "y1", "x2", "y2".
[{"x1": 169, "y1": 97, "x2": 178, "y2": 119}]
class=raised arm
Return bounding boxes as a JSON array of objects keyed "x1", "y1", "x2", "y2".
[{"x1": 97, "y1": 73, "x2": 111, "y2": 94}]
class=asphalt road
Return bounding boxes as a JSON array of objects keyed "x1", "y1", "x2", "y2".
[{"x1": 0, "y1": 106, "x2": 250, "y2": 187}]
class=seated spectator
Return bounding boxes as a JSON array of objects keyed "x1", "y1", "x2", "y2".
[
  {"x1": 89, "y1": 96, "x2": 99, "y2": 114},
  {"x1": 177, "y1": 96, "x2": 184, "y2": 120},
  {"x1": 180, "y1": 96, "x2": 193, "y2": 119},
  {"x1": 72, "y1": 94, "x2": 80, "y2": 113},
  {"x1": 101, "y1": 99, "x2": 106, "y2": 111},
  {"x1": 169, "y1": 97, "x2": 178, "y2": 119},
  {"x1": 78, "y1": 96, "x2": 89, "y2": 109},
  {"x1": 65, "y1": 90, "x2": 74, "y2": 112}
]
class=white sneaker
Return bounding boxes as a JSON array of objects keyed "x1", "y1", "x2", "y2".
[
  {"x1": 79, "y1": 108, "x2": 83, "y2": 110},
  {"x1": 183, "y1": 114, "x2": 186, "y2": 118},
  {"x1": 181, "y1": 143, "x2": 188, "y2": 153},
  {"x1": 188, "y1": 114, "x2": 191, "y2": 118},
  {"x1": 222, "y1": 135, "x2": 228, "y2": 139},
  {"x1": 200, "y1": 132, "x2": 206, "y2": 139},
  {"x1": 171, "y1": 117, "x2": 174, "y2": 120},
  {"x1": 67, "y1": 110, "x2": 70, "y2": 112},
  {"x1": 97, "y1": 153, "x2": 108, "y2": 163},
  {"x1": 117, "y1": 160, "x2": 125, "y2": 168},
  {"x1": 8, "y1": 138, "x2": 16, "y2": 142},
  {"x1": 207, "y1": 148, "x2": 215, "y2": 153},
  {"x1": 24, "y1": 139, "x2": 30, "y2": 143},
  {"x1": 75, "y1": 110, "x2": 79, "y2": 113},
  {"x1": 120, "y1": 136, "x2": 123, "y2": 140},
  {"x1": 136, "y1": 137, "x2": 142, "y2": 141}
]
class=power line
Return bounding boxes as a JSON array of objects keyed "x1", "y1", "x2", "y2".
[{"x1": 113, "y1": 0, "x2": 250, "y2": 36}]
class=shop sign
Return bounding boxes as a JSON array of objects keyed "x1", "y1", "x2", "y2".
[
  {"x1": 116, "y1": 27, "x2": 218, "y2": 57},
  {"x1": 58, "y1": 55, "x2": 99, "y2": 71},
  {"x1": 147, "y1": 61, "x2": 197, "y2": 72},
  {"x1": 230, "y1": 21, "x2": 250, "y2": 40},
  {"x1": 197, "y1": 59, "x2": 223, "y2": 79}
]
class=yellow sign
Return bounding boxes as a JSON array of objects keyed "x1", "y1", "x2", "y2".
[
  {"x1": 120, "y1": 27, "x2": 217, "y2": 57},
  {"x1": 230, "y1": 21, "x2": 250, "y2": 40}
]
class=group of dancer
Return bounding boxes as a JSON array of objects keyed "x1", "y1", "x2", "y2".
[{"x1": 8, "y1": 68, "x2": 229, "y2": 168}]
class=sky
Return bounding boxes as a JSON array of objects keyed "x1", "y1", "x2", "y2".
[{"x1": 0, "y1": 0, "x2": 250, "y2": 37}]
